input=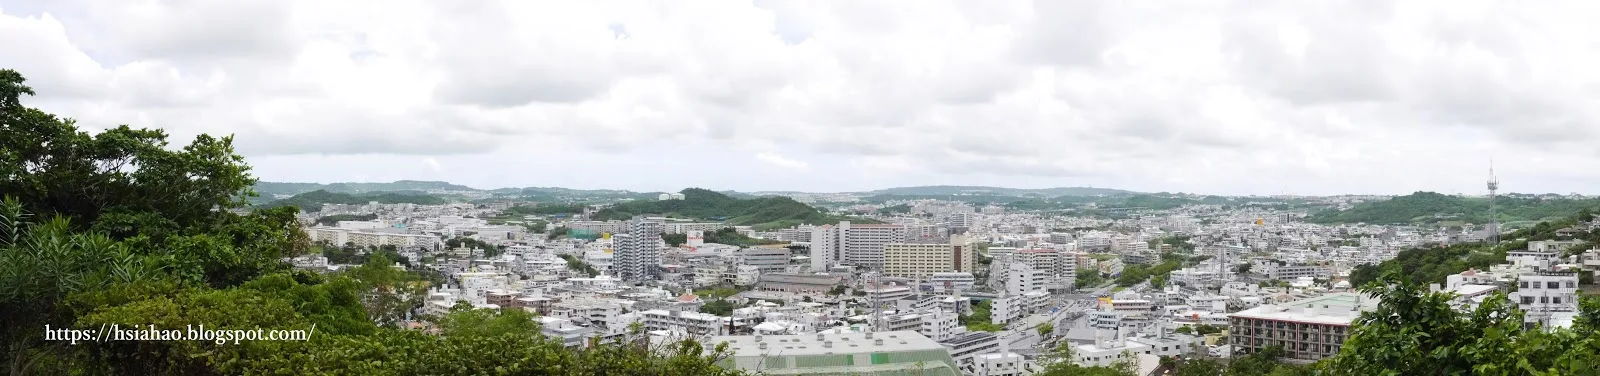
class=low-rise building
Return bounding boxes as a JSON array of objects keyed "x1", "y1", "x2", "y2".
[
  {"x1": 1227, "y1": 292, "x2": 1379, "y2": 363},
  {"x1": 706, "y1": 331, "x2": 961, "y2": 375}
]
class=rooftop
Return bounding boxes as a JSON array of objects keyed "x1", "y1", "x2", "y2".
[{"x1": 1228, "y1": 292, "x2": 1379, "y2": 326}]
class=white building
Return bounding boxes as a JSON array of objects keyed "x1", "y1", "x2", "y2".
[
  {"x1": 616, "y1": 218, "x2": 664, "y2": 281},
  {"x1": 810, "y1": 221, "x2": 908, "y2": 270},
  {"x1": 939, "y1": 332, "x2": 1000, "y2": 370},
  {"x1": 976, "y1": 352, "x2": 1034, "y2": 376},
  {"x1": 705, "y1": 331, "x2": 961, "y2": 375},
  {"x1": 1512, "y1": 271, "x2": 1581, "y2": 328}
]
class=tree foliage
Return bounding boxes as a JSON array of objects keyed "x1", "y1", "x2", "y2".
[
  {"x1": 591, "y1": 188, "x2": 859, "y2": 228},
  {"x1": 1321, "y1": 273, "x2": 1600, "y2": 375}
]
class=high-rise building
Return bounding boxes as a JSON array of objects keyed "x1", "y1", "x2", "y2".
[
  {"x1": 811, "y1": 221, "x2": 908, "y2": 270},
  {"x1": 616, "y1": 217, "x2": 663, "y2": 281}
]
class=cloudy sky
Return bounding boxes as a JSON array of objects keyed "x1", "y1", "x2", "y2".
[{"x1": 4, "y1": 0, "x2": 1600, "y2": 196}]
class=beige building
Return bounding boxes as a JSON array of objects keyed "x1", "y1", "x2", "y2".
[{"x1": 881, "y1": 236, "x2": 976, "y2": 279}]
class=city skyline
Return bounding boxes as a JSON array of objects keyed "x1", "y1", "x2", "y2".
[{"x1": 7, "y1": 1, "x2": 1600, "y2": 195}]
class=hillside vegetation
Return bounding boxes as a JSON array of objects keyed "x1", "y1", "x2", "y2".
[
  {"x1": 868, "y1": 185, "x2": 1134, "y2": 197},
  {"x1": 259, "y1": 189, "x2": 448, "y2": 212},
  {"x1": 1308, "y1": 191, "x2": 1600, "y2": 224},
  {"x1": 593, "y1": 188, "x2": 874, "y2": 227},
  {"x1": 255, "y1": 180, "x2": 478, "y2": 196}
]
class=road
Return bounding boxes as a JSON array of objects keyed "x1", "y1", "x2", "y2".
[{"x1": 995, "y1": 283, "x2": 1125, "y2": 352}]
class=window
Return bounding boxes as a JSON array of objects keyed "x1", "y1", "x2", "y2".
[
  {"x1": 1548, "y1": 282, "x2": 1561, "y2": 289},
  {"x1": 1540, "y1": 296, "x2": 1549, "y2": 304},
  {"x1": 1521, "y1": 281, "x2": 1529, "y2": 289},
  {"x1": 1523, "y1": 297, "x2": 1535, "y2": 304}
]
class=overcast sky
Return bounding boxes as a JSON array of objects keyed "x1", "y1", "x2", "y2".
[{"x1": 4, "y1": 1, "x2": 1600, "y2": 195}]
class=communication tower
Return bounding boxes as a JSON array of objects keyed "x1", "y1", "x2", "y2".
[{"x1": 1488, "y1": 162, "x2": 1500, "y2": 244}]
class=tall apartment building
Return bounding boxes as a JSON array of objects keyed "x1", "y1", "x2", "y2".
[
  {"x1": 810, "y1": 221, "x2": 907, "y2": 270},
  {"x1": 881, "y1": 235, "x2": 976, "y2": 279},
  {"x1": 1228, "y1": 293, "x2": 1379, "y2": 363},
  {"x1": 1004, "y1": 263, "x2": 1048, "y2": 296},
  {"x1": 945, "y1": 212, "x2": 974, "y2": 229},
  {"x1": 566, "y1": 220, "x2": 626, "y2": 234},
  {"x1": 307, "y1": 226, "x2": 443, "y2": 250},
  {"x1": 615, "y1": 217, "x2": 663, "y2": 281}
]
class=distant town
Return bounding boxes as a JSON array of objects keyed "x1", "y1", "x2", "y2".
[{"x1": 273, "y1": 179, "x2": 1600, "y2": 375}]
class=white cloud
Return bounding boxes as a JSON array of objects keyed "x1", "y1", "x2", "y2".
[
  {"x1": 755, "y1": 152, "x2": 809, "y2": 171},
  {"x1": 423, "y1": 157, "x2": 442, "y2": 173},
  {"x1": 4, "y1": 0, "x2": 1600, "y2": 194}
]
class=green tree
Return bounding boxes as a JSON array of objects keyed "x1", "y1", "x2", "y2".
[
  {"x1": 699, "y1": 300, "x2": 735, "y2": 316},
  {"x1": 1076, "y1": 268, "x2": 1104, "y2": 287},
  {"x1": 662, "y1": 233, "x2": 688, "y2": 247},
  {"x1": 1036, "y1": 323, "x2": 1054, "y2": 338},
  {"x1": 1, "y1": 69, "x2": 256, "y2": 234},
  {"x1": 1320, "y1": 272, "x2": 1600, "y2": 375}
]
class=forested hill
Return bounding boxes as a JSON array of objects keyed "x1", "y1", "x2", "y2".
[
  {"x1": 866, "y1": 185, "x2": 1135, "y2": 197},
  {"x1": 592, "y1": 188, "x2": 876, "y2": 229},
  {"x1": 255, "y1": 180, "x2": 478, "y2": 196},
  {"x1": 258, "y1": 189, "x2": 448, "y2": 212},
  {"x1": 1307, "y1": 191, "x2": 1600, "y2": 225}
]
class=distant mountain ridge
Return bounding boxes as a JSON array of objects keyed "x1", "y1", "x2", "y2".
[
  {"x1": 255, "y1": 180, "x2": 479, "y2": 196},
  {"x1": 865, "y1": 185, "x2": 1135, "y2": 197},
  {"x1": 591, "y1": 188, "x2": 879, "y2": 229},
  {"x1": 255, "y1": 181, "x2": 1140, "y2": 198}
]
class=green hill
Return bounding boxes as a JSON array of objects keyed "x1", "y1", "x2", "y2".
[
  {"x1": 1307, "y1": 191, "x2": 1600, "y2": 225},
  {"x1": 255, "y1": 180, "x2": 478, "y2": 196},
  {"x1": 868, "y1": 185, "x2": 1134, "y2": 197},
  {"x1": 260, "y1": 189, "x2": 448, "y2": 212},
  {"x1": 592, "y1": 188, "x2": 875, "y2": 228}
]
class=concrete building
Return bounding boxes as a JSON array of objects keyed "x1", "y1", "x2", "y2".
[
  {"x1": 926, "y1": 272, "x2": 977, "y2": 293},
  {"x1": 975, "y1": 352, "x2": 1033, "y2": 376},
  {"x1": 642, "y1": 309, "x2": 727, "y2": 336},
  {"x1": 1228, "y1": 293, "x2": 1379, "y2": 363},
  {"x1": 881, "y1": 235, "x2": 977, "y2": 279},
  {"x1": 939, "y1": 332, "x2": 1000, "y2": 370},
  {"x1": 1513, "y1": 271, "x2": 1581, "y2": 328},
  {"x1": 757, "y1": 273, "x2": 845, "y2": 293},
  {"x1": 739, "y1": 247, "x2": 792, "y2": 274},
  {"x1": 706, "y1": 331, "x2": 961, "y2": 376},
  {"x1": 1004, "y1": 263, "x2": 1049, "y2": 296},
  {"x1": 616, "y1": 217, "x2": 664, "y2": 281},
  {"x1": 307, "y1": 226, "x2": 442, "y2": 250},
  {"x1": 811, "y1": 222, "x2": 908, "y2": 270}
]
